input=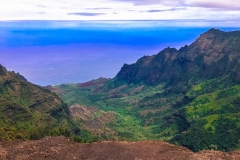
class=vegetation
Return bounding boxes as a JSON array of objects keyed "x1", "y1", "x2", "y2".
[
  {"x1": 48, "y1": 29, "x2": 240, "y2": 152},
  {"x1": 0, "y1": 64, "x2": 100, "y2": 143},
  {"x1": 2, "y1": 28, "x2": 240, "y2": 152}
]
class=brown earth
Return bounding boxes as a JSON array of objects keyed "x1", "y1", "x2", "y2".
[
  {"x1": 70, "y1": 104, "x2": 116, "y2": 138},
  {"x1": 1, "y1": 136, "x2": 240, "y2": 160}
]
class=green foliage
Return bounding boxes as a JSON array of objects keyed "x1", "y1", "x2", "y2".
[
  {"x1": 45, "y1": 29, "x2": 240, "y2": 152},
  {"x1": 52, "y1": 75, "x2": 240, "y2": 152},
  {"x1": 72, "y1": 130, "x2": 102, "y2": 143},
  {"x1": 174, "y1": 115, "x2": 240, "y2": 152},
  {"x1": 171, "y1": 83, "x2": 240, "y2": 152},
  {"x1": 0, "y1": 67, "x2": 82, "y2": 141}
]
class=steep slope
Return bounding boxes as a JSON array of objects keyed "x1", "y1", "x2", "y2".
[
  {"x1": 0, "y1": 64, "x2": 80, "y2": 140},
  {"x1": 170, "y1": 81, "x2": 240, "y2": 151},
  {"x1": 69, "y1": 104, "x2": 116, "y2": 140},
  {"x1": 48, "y1": 28, "x2": 240, "y2": 152},
  {"x1": 116, "y1": 28, "x2": 240, "y2": 151},
  {"x1": 116, "y1": 28, "x2": 240, "y2": 87}
]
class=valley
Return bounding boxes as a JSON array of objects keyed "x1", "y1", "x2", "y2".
[
  {"x1": 1, "y1": 28, "x2": 240, "y2": 159},
  {"x1": 48, "y1": 28, "x2": 240, "y2": 152}
]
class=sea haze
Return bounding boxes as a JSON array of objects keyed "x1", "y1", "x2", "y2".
[{"x1": 1, "y1": 21, "x2": 240, "y2": 86}]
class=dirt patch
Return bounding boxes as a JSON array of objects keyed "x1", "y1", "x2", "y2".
[
  {"x1": 1, "y1": 136, "x2": 240, "y2": 160},
  {"x1": 0, "y1": 144, "x2": 7, "y2": 159},
  {"x1": 140, "y1": 107, "x2": 169, "y2": 117},
  {"x1": 129, "y1": 85, "x2": 144, "y2": 95},
  {"x1": 70, "y1": 104, "x2": 116, "y2": 138},
  {"x1": 108, "y1": 85, "x2": 127, "y2": 94},
  {"x1": 79, "y1": 80, "x2": 94, "y2": 88},
  {"x1": 45, "y1": 86, "x2": 63, "y2": 95},
  {"x1": 124, "y1": 99, "x2": 139, "y2": 104}
]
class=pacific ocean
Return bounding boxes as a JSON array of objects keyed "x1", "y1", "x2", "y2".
[{"x1": 1, "y1": 21, "x2": 239, "y2": 86}]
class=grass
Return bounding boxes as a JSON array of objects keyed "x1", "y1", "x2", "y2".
[
  {"x1": 203, "y1": 115, "x2": 219, "y2": 132},
  {"x1": 192, "y1": 83, "x2": 202, "y2": 91},
  {"x1": 55, "y1": 81, "x2": 174, "y2": 141}
]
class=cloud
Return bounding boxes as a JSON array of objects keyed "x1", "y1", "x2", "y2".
[
  {"x1": 0, "y1": 0, "x2": 240, "y2": 22},
  {"x1": 86, "y1": 8, "x2": 112, "y2": 10},
  {"x1": 114, "y1": 0, "x2": 183, "y2": 5},
  {"x1": 116, "y1": 0, "x2": 240, "y2": 10},
  {"x1": 146, "y1": 8, "x2": 185, "y2": 12},
  {"x1": 36, "y1": 4, "x2": 47, "y2": 8},
  {"x1": 68, "y1": 13, "x2": 107, "y2": 16},
  {"x1": 185, "y1": 0, "x2": 240, "y2": 10}
]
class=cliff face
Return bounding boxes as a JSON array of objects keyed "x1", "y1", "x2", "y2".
[
  {"x1": 0, "y1": 65, "x2": 7, "y2": 75},
  {"x1": 116, "y1": 47, "x2": 178, "y2": 85},
  {"x1": 113, "y1": 29, "x2": 240, "y2": 151},
  {"x1": 0, "y1": 65, "x2": 75, "y2": 140},
  {"x1": 116, "y1": 28, "x2": 240, "y2": 86}
]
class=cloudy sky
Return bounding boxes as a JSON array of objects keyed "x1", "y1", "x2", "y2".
[{"x1": 1, "y1": 0, "x2": 240, "y2": 23}]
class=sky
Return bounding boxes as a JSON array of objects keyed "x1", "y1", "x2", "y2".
[{"x1": 0, "y1": 0, "x2": 240, "y2": 25}]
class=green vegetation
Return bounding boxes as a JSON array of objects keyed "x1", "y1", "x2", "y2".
[
  {"x1": 0, "y1": 64, "x2": 99, "y2": 143},
  {"x1": 48, "y1": 29, "x2": 240, "y2": 152},
  {"x1": 50, "y1": 80, "x2": 179, "y2": 141},
  {"x1": 173, "y1": 82, "x2": 240, "y2": 151},
  {"x1": 49, "y1": 75, "x2": 240, "y2": 152},
  {"x1": 2, "y1": 28, "x2": 240, "y2": 152}
]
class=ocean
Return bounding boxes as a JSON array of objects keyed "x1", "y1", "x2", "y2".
[{"x1": 1, "y1": 21, "x2": 239, "y2": 86}]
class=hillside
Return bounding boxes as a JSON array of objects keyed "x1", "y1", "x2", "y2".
[
  {"x1": 1, "y1": 136, "x2": 240, "y2": 160},
  {"x1": 116, "y1": 28, "x2": 240, "y2": 86},
  {"x1": 48, "y1": 28, "x2": 240, "y2": 152},
  {"x1": 0, "y1": 64, "x2": 80, "y2": 140}
]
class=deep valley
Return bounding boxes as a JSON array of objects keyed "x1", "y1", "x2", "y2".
[
  {"x1": 47, "y1": 28, "x2": 240, "y2": 152},
  {"x1": 1, "y1": 28, "x2": 240, "y2": 159}
]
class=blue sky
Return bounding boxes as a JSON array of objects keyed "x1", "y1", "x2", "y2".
[{"x1": 1, "y1": 0, "x2": 240, "y2": 26}]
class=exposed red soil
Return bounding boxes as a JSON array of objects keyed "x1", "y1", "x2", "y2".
[
  {"x1": 44, "y1": 86, "x2": 63, "y2": 95},
  {"x1": 70, "y1": 104, "x2": 116, "y2": 138},
  {"x1": 1, "y1": 136, "x2": 240, "y2": 160},
  {"x1": 79, "y1": 81, "x2": 94, "y2": 88}
]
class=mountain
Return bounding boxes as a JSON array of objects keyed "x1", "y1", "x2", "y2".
[
  {"x1": 116, "y1": 28, "x2": 240, "y2": 86},
  {"x1": 0, "y1": 64, "x2": 81, "y2": 140},
  {"x1": 48, "y1": 28, "x2": 240, "y2": 152}
]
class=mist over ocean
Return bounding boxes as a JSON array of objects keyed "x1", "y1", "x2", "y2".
[{"x1": 1, "y1": 21, "x2": 239, "y2": 86}]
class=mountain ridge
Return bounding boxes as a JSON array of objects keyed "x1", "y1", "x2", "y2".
[
  {"x1": 114, "y1": 28, "x2": 240, "y2": 87},
  {"x1": 0, "y1": 64, "x2": 82, "y2": 140},
  {"x1": 47, "y1": 28, "x2": 240, "y2": 152}
]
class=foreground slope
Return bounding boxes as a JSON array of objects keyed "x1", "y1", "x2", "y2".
[
  {"x1": 49, "y1": 28, "x2": 240, "y2": 151},
  {"x1": 0, "y1": 64, "x2": 79, "y2": 140},
  {"x1": 1, "y1": 136, "x2": 240, "y2": 160}
]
